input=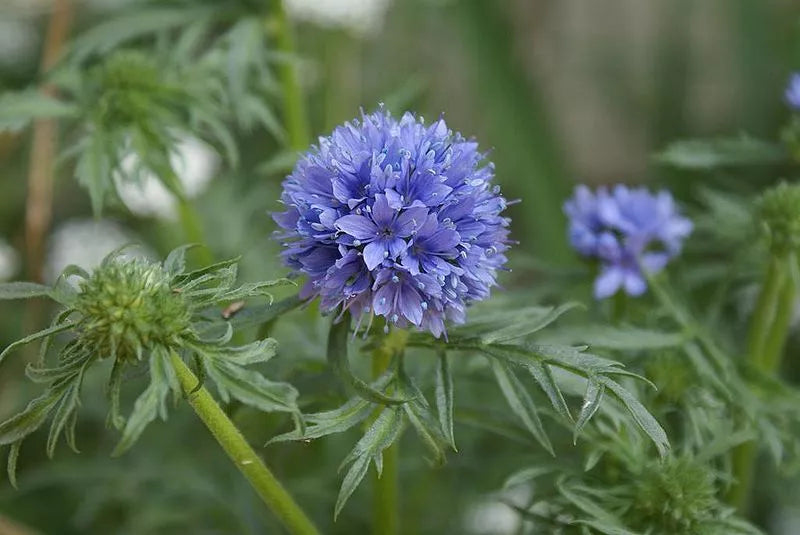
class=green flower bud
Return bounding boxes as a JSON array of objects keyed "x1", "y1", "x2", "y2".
[
  {"x1": 629, "y1": 456, "x2": 718, "y2": 535},
  {"x1": 757, "y1": 181, "x2": 800, "y2": 255},
  {"x1": 74, "y1": 258, "x2": 191, "y2": 362}
]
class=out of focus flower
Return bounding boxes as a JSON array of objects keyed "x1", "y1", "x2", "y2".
[
  {"x1": 464, "y1": 486, "x2": 531, "y2": 535},
  {"x1": 274, "y1": 106, "x2": 511, "y2": 337},
  {"x1": 0, "y1": 239, "x2": 19, "y2": 281},
  {"x1": 564, "y1": 185, "x2": 692, "y2": 299},
  {"x1": 786, "y1": 73, "x2": 800, "y2": 111},
  {"x1": 116, "y1": 136, "x2": 219, "y2": 220},
  {"x1": 284, "y1": 0, "x2": 393, "y2": 37},
  {"x1": 45, "y1": 219, "x2": 152, "y2": 283}
]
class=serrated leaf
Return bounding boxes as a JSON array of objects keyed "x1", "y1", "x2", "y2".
[
  {"x1": 489, "y1": 359, "x2": 553, "y2": 455},
  {"x1": 480, "y1": 302, "x2": 582, "y2": 344},
  {"x1": 163, "y1": 244, "x2": 199, "y2": 275},
  {"x1": 203, "y1": 356, "x2": 298, "y2": 414},
  {"x1": 597, "y1": 377, "x2": 669, "y2": 456},
  {"x1": 0, "y1": 282, "x2": 52, "y2": 300},
  {"x1": 112, "y1": 352, "x2": 171, "y2": 456},
  {"x1": 397, "y1": 367, "x2": 449, "y2": 465},
  {"x1": 574, "y1": 378, "x2": 604, "y2": 444},
  {"x1": 327, "y1": 315, "x2": 408, "y2": 405},
  {"x1": 0, "y1": 90, "x2": 79, "y2": 132},
  {"x1": 655, "y1": 135, "x2": 788, "y2": 170},
  {"x1": 335, "y1": 406, "x2": 404, "y2": 518},
  {"x1": 270, "y1": 370, "x2": 395, "y2": 444},
  {"x1": 435, "y1": 351, "x2": 456, "y2": 450}
]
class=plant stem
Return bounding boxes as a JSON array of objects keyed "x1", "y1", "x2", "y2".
[
  {"x1": 728, "y1": 253, "x2": 793, "y2": 512},
  {"x1": 371, "y1": 331, "x2": 404, "y2": 535},
  {"x1": 176, "y1": 196, "x2": 215, "y2": 266},
  {"x1": 274, "y1": 0, "x2": 310, "y2": 151},
  {"x1": 169, "y1": 352, "x2": 320, "y2": 535}
]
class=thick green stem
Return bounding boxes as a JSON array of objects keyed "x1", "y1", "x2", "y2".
[
  {"x1": 728, "y1": 254, "x2": 793, "y2": 512},
  {"x1": 370, "y1": 330, "x2": 406, "y2": 535},
  {"x1": 169, "y1": 353, "x2": 320, "y2": 535},
  {"x1": 274, "y1": 0, "x2": 310, "y2": 151}
]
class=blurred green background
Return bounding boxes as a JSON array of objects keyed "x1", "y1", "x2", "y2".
[{"x1": 0, "y1": 1, "x2": 799, "y2": 533}]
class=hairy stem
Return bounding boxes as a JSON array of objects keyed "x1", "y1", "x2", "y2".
[
  {"x1": 169, "y1": 352, "x2": 320, "y2": 535},
  {"x1": 274, "y1": 0, "x2": 310, "y2": 151}
]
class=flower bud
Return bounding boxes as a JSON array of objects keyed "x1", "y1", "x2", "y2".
[{"x1": 757, "y1": 181, "x2": 800, "y2": 255}]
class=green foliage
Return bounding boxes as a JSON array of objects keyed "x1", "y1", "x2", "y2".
[
  {"x1": 0, "y1": 246, "x2": 297, "y2": 480},
  {"x1": 655, "y1": 135, "x2": 790, "y2": 170},
  {"x1": 757, "y1": 181, "x2": 800, "y2": 254}
]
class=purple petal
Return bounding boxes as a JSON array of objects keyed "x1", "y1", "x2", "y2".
[
  {"x1": 363, "y1": 241, "x2": 387, "y2": 270},
  {"x1": 336, "y1": 215, "x2": 377, "y2": 240},
  {"x1": 594, "y1": 266, "x2": 623, "y2": 299}
]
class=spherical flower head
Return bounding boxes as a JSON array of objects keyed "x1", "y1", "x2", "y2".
[
  {"x1": 758, "y1": 181, "x2": 800, "y2": 255},
  {"x1": 563, "y1": 185, "x2": 692, "y2": 299},
  {"x1": 786, "y1": 73, "x2": 800, "y2": 111},
  {"x1": 274, "y1": 107, "x2": 511, "y2": 337},
  {"x1": 75, "y1": 258, "x2": 191, "y2": 361}
]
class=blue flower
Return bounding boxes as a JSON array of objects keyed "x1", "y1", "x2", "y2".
[
  {"x1": 564, "y1": 185, "x2": 692, "y2": 299},
  {"x1": 786, "y1": 73, "x2": 800, "y2": 110},
  {"x1": 274, "y1": 107, "x2": 511, "y2": 337}
]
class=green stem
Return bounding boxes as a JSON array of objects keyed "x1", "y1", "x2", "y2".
[
  {"x1": 169, "y1": 353, "x2": 320, "y2": 535},
  {"x1": 274, "y1": 0, "x2": 310, "y2": 151},
  {"x1": 176, "y1": 196, "x2": 214, "y2": 266},
  {"x1": 371, "y1": 330, "x2": 404, "y2": 535},
  {"x1": 728, "y1": 253, "x2": 793, "y2": 512},
  {"x1": 611, "y1": 291, "x2": 627, "y2": 324}
]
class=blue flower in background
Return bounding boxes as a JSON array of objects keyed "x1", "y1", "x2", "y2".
[
  {"x1": 786, "y1": 73, "x2": 800, "y2": 110},
  {"x1": 564, "y1": 185, "x2": 692, "y2": 299},
  {"x1": 274, "y1": 106, "x2": 511, "y2": 337}
]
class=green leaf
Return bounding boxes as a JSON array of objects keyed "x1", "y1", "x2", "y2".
[
  {"x1": 270, "y1": 370, "x2": 395, "y2": 443},
  {"x1": 74, "y1": 131, "x2": 113, "y2": 216},
  {"x1": 0, "y1": 282, "x2": 52, "y2": 300},
  {"x1": 0, "y1": 90, "x2": 79, "y2": 132},
  {"x1": 597, "y1": 377, "x2": 669, "y2": 456},
  {"x1": 489, "y1": 359, "x2": 553, "y2": 455},
  {"x1": 557, "y1": 480, "x2": 627, "y2": 529},
  {"x1": 0, "y1": 390, "x2": 62, "y2": 446},
  {"x1": 655, "y1": 135, "x2": 788, "y2": 170},
  {"x1": 503, "y1": 465, "x2": 554, "y2": 488},
  {"x1": 7, "y1": 441, "x2": 21, "y2": 488},
  {"x1": 573, "y1": 377, "x2": 604, "y2": 444},
  {"x1": 480, "y1": 302, "x2": 582, "y2": 344},
  {"x1": 435, "y1": 351, "x2": 456, "y2": 450},
  {"x1": 545, "y1": 325, "x2": 686, "y2": 350},
  {"x1": 335, "y1": 406, "x2": 404, "y2": 518},
  {"x1": 526, "y1": 360, "x2": 572, "y2": 423},
  {"x1": 163, "y1": 244, "x2": 199, "y2": 275},
  {"x1": 0, "y1": 322, "x2": 75, "y2": 366},
  {"x1": 112, "y1": 352, "x2": 171, "y2": 456},
  {"x1": 327, "y1": 315, "x2": 408, "y2": 405},
  {"x1": 228, "y1": 293, "x2": 304, "y2": 329},
  {"x1": 397, "y1": 367, "x2": 450, "y2": 465},
  {"x1": 203, "y1": 355, "x2": 298, "y2": 414},
  {"x1": 46, "y1": 382, "x2": 81, "y2": 458}
]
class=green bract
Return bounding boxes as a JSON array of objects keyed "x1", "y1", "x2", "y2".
[
  {"x1": 0, "y1": 246, "x2": 298, "y2": 484},
  {"x1": 758, "y1": 181, "x2": 800, "y2": 255}
]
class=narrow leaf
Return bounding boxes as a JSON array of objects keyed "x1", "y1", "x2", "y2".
[
  {"x1": 7, "y1": 441, "x2": 21, "y2": 488},
  {"x1": 598, "y1": 377, "x2": 669, "y2": 456},
  {"x1": 574, "y1": 378, "x2": 604, "y2": 444},
  {"x1": 489, "y1": 358, "x2": 553, "y2": 455},
  {"x1": 655, "y1": 135, "x2": 788, "y2": 170},
  {"x1": 0, "y1": 282, "x2": 52, "y2": 300},
  {"x1": 435, "y1": 351, "x2": 456, "y2": 450}
]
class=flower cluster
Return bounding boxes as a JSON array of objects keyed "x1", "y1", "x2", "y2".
[
  {"x1": 274, "y1": 107, "x2": 511, "y2": 337},
  {"x1": 786, "y1": 72, "x2": 800, "y2": 111},
  {"x1": 564, "y1": 185, "x2": 692, "y2": 299}
]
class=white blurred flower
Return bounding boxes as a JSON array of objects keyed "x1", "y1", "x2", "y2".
[
  {"x1": 0, "y1": 18, "x2": 37, "y2": 67},
  {"x1": 45, "y1": 219, "x2": 153, "y2": 283},
  {"x1": 284, "y1": 0, "x2": 393, "y2": 37},
  {"x1": 464, "y1": 486, "x2": 531, "y2": 535},
  {"x1": 116, "y1": 136, "x2": 219, "y2": 220},
  {"x1": 0, "y1": 239, "x2": 20, "y2": 282}
]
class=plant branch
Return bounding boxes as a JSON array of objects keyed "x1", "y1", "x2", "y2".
[{"x1": 169, "y1": 352, "x2": 320, "y2": 535}]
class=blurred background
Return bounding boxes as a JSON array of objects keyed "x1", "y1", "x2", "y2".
[{"x1": 0, "y1": 1, "x2": 799, "y2": 533}]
